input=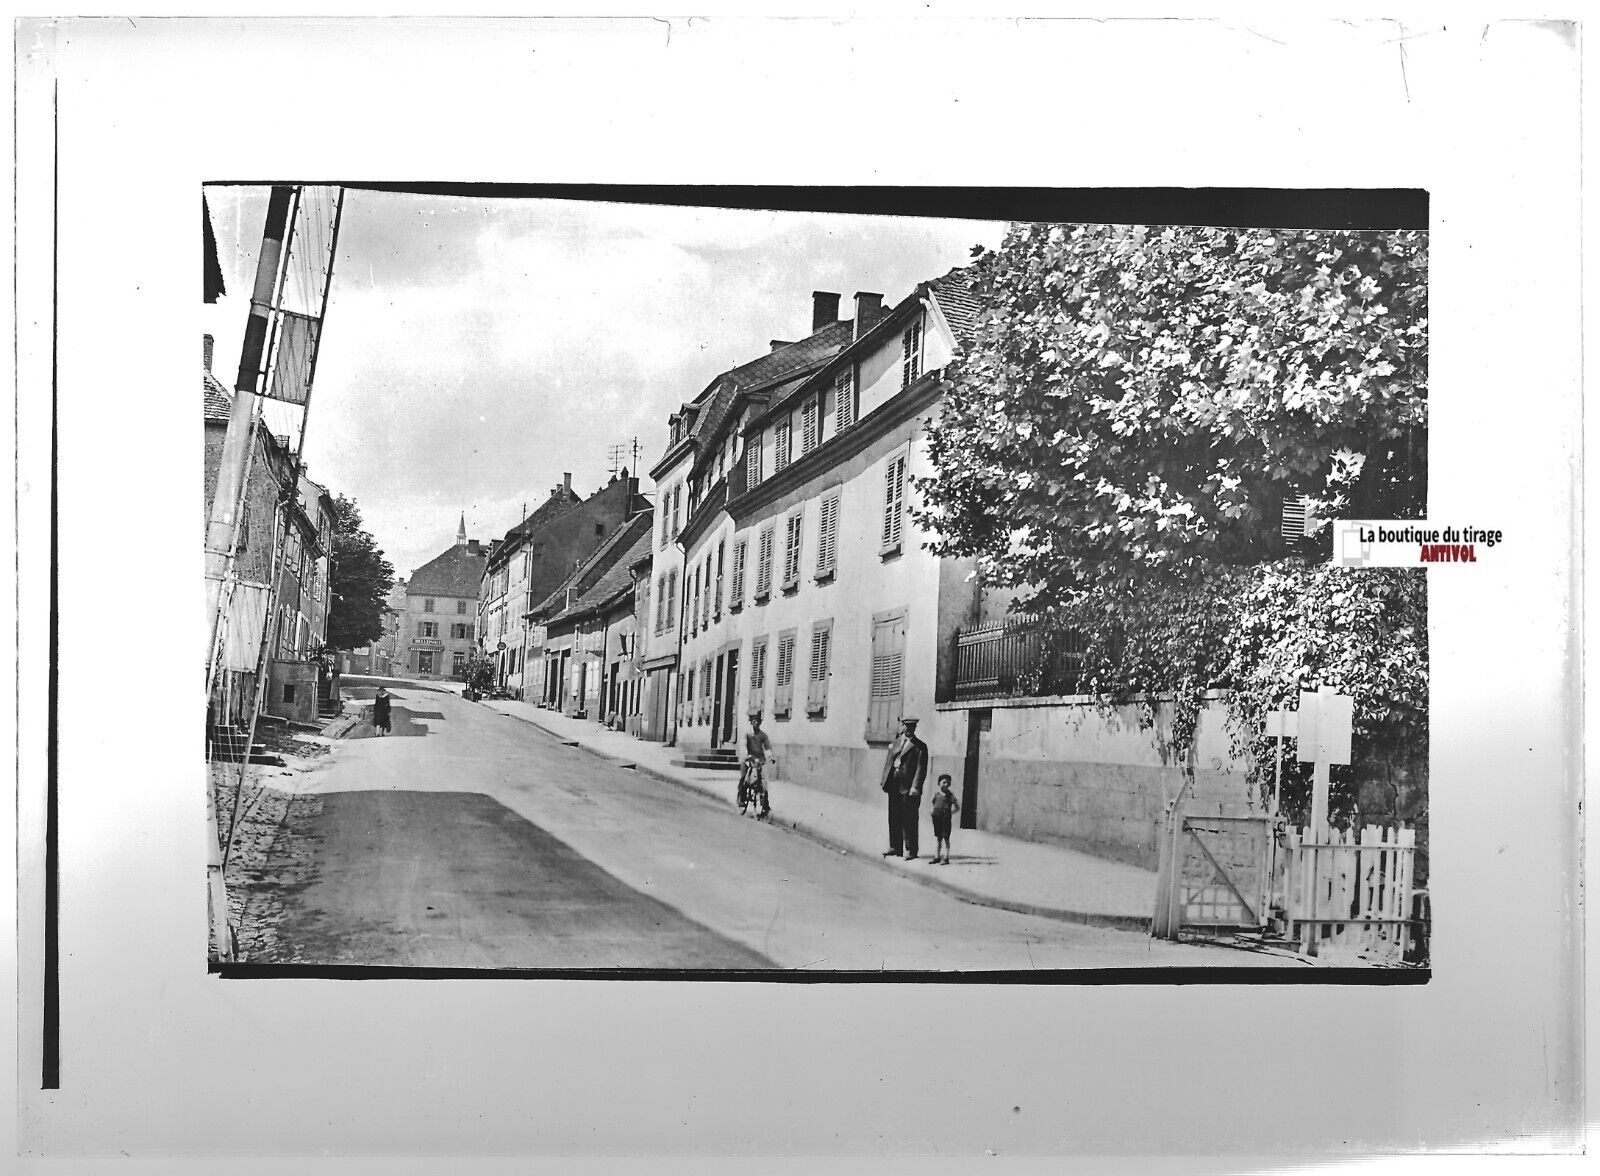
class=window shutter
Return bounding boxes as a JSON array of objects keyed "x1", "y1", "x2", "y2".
[
  {"x1": 746, "y1": 439, "x2": 761, "y2": 488},
  {"x1": 867, "y1": 614, "x2": 905, "y2": 740},
  {"x1": 748, "y1": 638, "x2": 768, "y2": 714},
  {"x1": 730, "y1": 540, "x2": 746, "y2": 608},
  {"x1": 714, "y1": 542, "x2": 725, "y2": 619},
  {"x1": 774, "y1": 417, "x2": 792, "y2": 472},
  {"x1": 801, "y1": 398, "x2": 819, "y2": 454},
  {"x1": 902, "y1": 319, "x2": 923, "y2": 388},
  {"x1": 807, "y1": 623, "x2": 832, "y2": 714},
  {"x1": 755, "y1": 526, "x2": 774, "y2": 599},
  {"x1": 702, "y1": 556, "x2": 713, "y2": 628},
  {"x1": 783, "y1": 510, "x2": 802, "y2": 588},
  {"x1": 816, "y1": 491, "x2": 840, "y2": 578},
  {"x1": 666, "y1": 567, "x2": 678, "y2": 628},
  {"x1": 774, "y1": 631, "x2": 795, "y2": 717},
  {"x1": 881, "y1": 454, "x2": 906, "y2": 553},
  {"x1": 835, "y1": 367, "x2": 856, "y2": 430}
]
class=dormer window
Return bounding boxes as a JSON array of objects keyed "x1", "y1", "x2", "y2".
[{"x1": 902, "y1": 318, "x2": 923, "y2": 388}]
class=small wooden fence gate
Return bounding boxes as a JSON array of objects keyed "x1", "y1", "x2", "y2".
[{"x1": 1156, "y1": 811, "x2": 1418, "y2": 964}]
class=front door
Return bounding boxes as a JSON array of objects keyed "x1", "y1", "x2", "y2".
[
  {"x1": 961, "y1": 708, "x2": 989, "y2": 829},
  {"x1": 720, "y1": 649, "x2": 740, "y2": 746},
  {"x1": 417, "y1": 650, "x2": 436, "y2": 676},
  {"x1": 710, "y1": 653, "x2": 727, "y2": 747}
]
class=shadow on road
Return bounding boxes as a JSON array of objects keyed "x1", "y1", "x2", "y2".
[{"x1": 257, "y1": 788, "x2": 776, "y2": 970}]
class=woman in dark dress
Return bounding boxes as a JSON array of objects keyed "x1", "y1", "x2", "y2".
[{"x1": 372, "y1": 687, "x2": 392, "y2": 736}]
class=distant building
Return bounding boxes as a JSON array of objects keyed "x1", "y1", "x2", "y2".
[
  {"x1": 484, "y1": 470, "x2": 649, "y2": 698},
  {"x1": 404, "y1": 519, "x2": 488, "y2": 679}
]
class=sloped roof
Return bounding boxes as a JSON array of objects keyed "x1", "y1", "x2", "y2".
[
  {"x1": 543, "y1": 522, "x2": 653, "y2": 626},
  {"x1": 486, "y1": 485, "x2": 585, "y2": 568},
  {"x1": 204, "y1": 370, "x2": 231, "y2": 422},
  {"x1": 656, "y1": 319, "x2": 854, "y2": 471},
  {"x1": 927, "y1": 266, "x2": 981, "y2": 345},
  {"x1": 408, "y1": 542, "x2": 489, "y2": 599}
]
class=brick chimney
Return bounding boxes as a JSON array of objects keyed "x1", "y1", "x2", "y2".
[
  {"x1": 812, "y1": 291, "x2": 841, "y2": 331},
  {"x1": 203, "y1": 333, "x2": 214, "y2": 372},
  {"x1": 853, "y1": 291, "x2": 884, "y2": 339},
  {"x1": 563, "y1": 472, "x2": 573, "y2": 494}
]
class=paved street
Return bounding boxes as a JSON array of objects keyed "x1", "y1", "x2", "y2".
[{"x1": 258, "y1": 684, "x2": 1293, "y2": 970}]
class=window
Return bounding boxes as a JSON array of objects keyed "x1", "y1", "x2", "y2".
[
  {"x1": 773, "y1": 629, "x2": 797, "y2": 719},
  {"x1": 419, "y1": 621, "x2": 438, "y2": 638},
  {"x1": 866, "y1": 609, "x2": 907, "y2": 741},
  {"x1": 665, "y1": 567, "x2": 678, "y2": 629},
  {"x1": 458, "y1": 600, "x2": 468, "y2": 614},
  {"x1": 713, "y1": 540, "x2": 725, "y2": 620},
  {"x1": 729, "y1": 539, "x2": 747, "y2": 611},
  {"x1": 807, "y1": 620, "x2": 834, "y2": 716},
  {"x1": 596, "y1": 523, "x2": 605, "y2": 538},
  {"x1": 660, "y1": 498, "x2": 671, "y2": 547},
  {"x1": 902, "y1": 318, "x2": 923, "y2": 388},
  {"x1": 746, "y1": 437, "x2": 762, "y2": 489},
  {"x1": 774, "y1": 416, "x2": 792, "y2": 473},
  {"x1": 451, "y1": 623, "x2": 472, "y2": 640},
  {"x1": 282, "y1": 683, "x2": 297, "y2": 704},
  {"x1": 701, "y1": 553, "x2": 713, "y2": 629},
  {"x1": 685, "y1": 667, "x2": 695, "y2": 723},
  {"x1": 801, "y1": 397, "x2": 819, "y2": 454},
  {"x1": 689, "y1": 567, "x2": 700, "y2": 636},
  {"x1": 701, "y1": 656, "x2": 713, "y2": 722},
  {"x1": 423, "y1": 598, "x2": 435, "y2": 613},
  {"x1": 747, "y1": 636, "x2": 769, "y2": 716},
  {"x1": 655, "y1": 574, "x2": 667, "y2": 633},
  {"x1": 671, "y1": 485, "x2": 682, "y2": 539},
  {"x1": 835, "y1": 366, "x2": 857, "y2": 430},
  {"x1": 754, "y1": 525, "x2": 775, "y2": 601},
  {"x1": 881, "y1": 450, "x2": 907, "y2": 556},
  {"x1": 453, "y1": 651, "x2": 467, "y2": 675},
  {"x1": 781, "y1": 508, "x2": 803, "y2": 592},
  {"x1": 816, "y1": 490, "x2": 841, "y2": 581}
]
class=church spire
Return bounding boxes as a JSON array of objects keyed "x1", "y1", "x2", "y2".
[{"x1": 457, "y1": 513, "x2": 467, "y2": 547}]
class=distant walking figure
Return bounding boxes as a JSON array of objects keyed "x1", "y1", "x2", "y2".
[{"x1": 372, "y1": 687, "x2": 392, "y2": 736}]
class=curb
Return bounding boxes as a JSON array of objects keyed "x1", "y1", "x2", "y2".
[{"x1": 498, "y1": 705, "x2": 1153, "y2": 934}]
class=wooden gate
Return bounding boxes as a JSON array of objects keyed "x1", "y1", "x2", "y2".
[{"x1": 1165, "y1": 814, "x2": 1274, "y2": 931}]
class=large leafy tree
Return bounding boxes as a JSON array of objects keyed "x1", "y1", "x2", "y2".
[
  {"x1": 327, "y1": 494, "x2": 395, "y2": 650},
  {"x1": 918, "y1": 224, "x2": 1428, "y2": 839}
]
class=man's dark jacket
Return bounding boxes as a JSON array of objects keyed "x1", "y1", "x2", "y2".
[{"x1": 880, "y1": 730, "x2": 929, "y2": 796}]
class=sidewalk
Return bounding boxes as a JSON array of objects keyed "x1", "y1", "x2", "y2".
[{"x1": 482, "y1": 698, "x2": 1159, "y2": 930}]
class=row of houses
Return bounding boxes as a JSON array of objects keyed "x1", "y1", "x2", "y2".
[
  {"x1": 204, "y1": 336, "x2": 340, "y2": 729},
  {"x1": 446, "y1": 272, "x2": 1255, "y2": 870}
]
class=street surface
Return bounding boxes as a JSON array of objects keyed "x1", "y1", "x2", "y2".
[{"x1": 260, "y1": 683, "x2": 1292, "y2": 970}]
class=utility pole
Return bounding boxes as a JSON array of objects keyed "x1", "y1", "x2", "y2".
[{"x1": 202, "y1": 185, "x2": 295, "y2": 962}]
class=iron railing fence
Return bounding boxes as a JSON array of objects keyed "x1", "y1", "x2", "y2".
[{"x1": 952, "y1": 618, "x2": 1085, "y2": 701}]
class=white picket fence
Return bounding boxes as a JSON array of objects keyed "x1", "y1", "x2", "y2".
[{"x1": 1283, "y1": 824, "x2": 1417, "y2": 962}]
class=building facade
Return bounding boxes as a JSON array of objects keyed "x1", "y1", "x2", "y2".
[{"x1": 404, "y1": 520, "x2": 488, "y2": 679}]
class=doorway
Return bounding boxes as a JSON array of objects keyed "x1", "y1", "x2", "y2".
[
  {"x1": 710, "y1": 652, "x2": 726, "y2": 747},
  {"x1": 961, "y1": 708, "x2": 990, "y2": 829},
  {"x1": 712, "y1": 648, "x2": 739, "y2": 746}
]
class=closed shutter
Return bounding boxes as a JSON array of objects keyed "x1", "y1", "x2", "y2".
[
  {"x1": 748, "y1": 637, "x2": 768, "y2": 714},
  {"x1": 807, "y1": 622, "x2": 832, "y2": 714},
  {"x1": 755, "y1": 525, "x2": 775, "y2": 599},
  {"x1": 774, "y1": 630, "x2": 796, "y2": 717},
  {"x1": 782, "y1": 510, "x2": 803, "y2": 589},
  {"x1": 801, "y1": 398, "x2": 819, "y2": 454},
  {"x1": 730, "y1": 540, "x2": 746, "y2": 609},
  {"x1": 866, "y1": 613, "x2": 905, "y2": 740},
  {"x1": 746, "y1": 438, "x2": 761, "y2": 488},
  {"x1": 835, "y1": 367, "x2": 856, "y2": 430},
  {"x1": 774, "y1": 417, "x2": 792, "y2": 472},
  {"x1": 714, "y1": 541, "x2": 725, "y2": 619},
  {"x1": 701, "y1": 556, "x2": 712, "y2": 629},
  {"x1": 881, "y1": 453, "x2": 906, "y2": 553},
  {"x1": 689, "y1": 569, "x2": 699, "y2": 635},
  {"x1": 666, "y1": 567, "x2": 678, "y2": 628},
  {"x1": 816, "y1": 491, "x2": 840, "y2": 579}
]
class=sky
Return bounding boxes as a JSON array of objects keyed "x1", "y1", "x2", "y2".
[{"x1": 203, "y1": 187, "x2": 1006, "y2": 581}]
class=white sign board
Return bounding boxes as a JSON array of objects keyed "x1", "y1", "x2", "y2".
[
  {"x1": 1265, "y1": 709, "x2": 1298, "y2": 739},
  {"x1": 1296, "y1": 688, "x2": 1353, "y2": 766}
]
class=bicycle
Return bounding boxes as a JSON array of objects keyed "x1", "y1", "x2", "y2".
[{"x1": 737, "y1": 758, "x2": 772, "y2": 819}]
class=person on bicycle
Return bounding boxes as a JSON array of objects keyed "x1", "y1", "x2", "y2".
[{"x1": 741, "y1": 715, "x2": 775, "y2": 817}]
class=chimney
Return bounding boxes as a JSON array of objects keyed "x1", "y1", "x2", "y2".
[
  {"x1": 812, "y1": 291, "x2": 841, "y2": 331},
  {"x1": 853, "y1": 292, "x2": 884, "y2": 339},
  {"x1": 770, "y1": 339, "x2": 795, "y2": 352},
  {"x1": 467, "y1": 539, "x2": 481, "y2": 555},
  {"x1": 203, "y1": 333, "x2": 215, "y2": 373},
  {"x1": 563, "y1": 472, "x2": 573, "y2": 494}
]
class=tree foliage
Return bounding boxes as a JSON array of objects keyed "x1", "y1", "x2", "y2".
[
  {"x1": 327, "y1": 494, "x2": 395, "y2": 651},
  {"x1": 922, "y1": 223, "x2": 1427, "y2": 600},
  {"x1": 917, "y1": 223, "x2": 1429, "y2": 825}
]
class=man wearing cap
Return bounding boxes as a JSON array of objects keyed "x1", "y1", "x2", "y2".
[{"x1": 880, "y1": 716, "x2": 929, "y2": 859}]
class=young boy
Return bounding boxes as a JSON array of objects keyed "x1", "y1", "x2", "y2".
[{"x1": 929, "y1": 774, "x2": 959, "y2": 864}]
